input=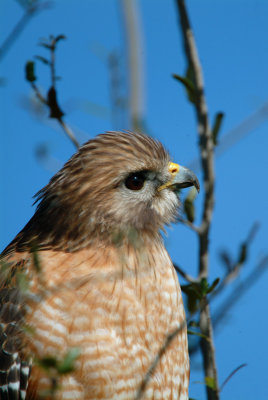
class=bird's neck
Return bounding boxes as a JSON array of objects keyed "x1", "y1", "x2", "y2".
[{"x1": 4, "y1": 211, "x2": 161, "y2": 256}]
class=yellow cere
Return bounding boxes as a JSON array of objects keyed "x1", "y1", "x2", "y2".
[
  {"x1": 158, "y1": 162, "x2": 180, "y2": 192},
  {"x1": 168, "y1": 162, "x2": 180, "y2": 175}
]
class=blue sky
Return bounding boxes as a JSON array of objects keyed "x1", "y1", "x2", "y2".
[{"x1": 1, "y1": 1, "x2": 268, "y2": 399}]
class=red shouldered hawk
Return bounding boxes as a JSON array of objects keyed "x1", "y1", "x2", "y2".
[{"x1": 0, "y1": 131, "x2": 199, "y2": 399}]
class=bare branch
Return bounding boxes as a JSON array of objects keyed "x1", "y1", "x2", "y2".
[
  {"x1": 212, "y1": 222, "x2": 260, "y2": 299},
  {"x1": 30, "y1": 82, "x2": 79, "y2": 149},
  {"x1": 28, "y1": 36, "x2": 79, "y2": 150},
  {"x1": 176, "y1": 1, "x2": 219, "y2": 398},
  {"x1": 135, "y1": 321, "x2": 186, "y2": 400},
  {"x1": 135, "y1": 281, "x2": 219, "y2": 400},
  {"x1": 189, "y1": 102, "x2": 268, "y2": 173},
  {"x1": 199, "y1": 298, "x2": 218, "y2": 396},
  {"x1": 120, "y1": 0, "x2": 145, "y2": 131},
  {"x1": 108, "y1": 52, "x2": 126, "y2": 129},
  {"x1": 31, "y1": 82, "x2": 47, "y2": 104},
  {"x1": 173, "y1": 263, "x2": 197, "y2": 283},
  {"x1": 57, "y1": 119, "x2": 80, "y2": 150},
  {"x1": 213, "y1": 255, "x2": 268, "y2": 331},
  {"x1": 189, "y1": 255, "x2": 268, "y2": 358}
]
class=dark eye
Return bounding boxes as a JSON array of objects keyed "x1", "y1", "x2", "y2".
[{"x1": 125, "y1": 172, "x2": 145, "y2": 191}]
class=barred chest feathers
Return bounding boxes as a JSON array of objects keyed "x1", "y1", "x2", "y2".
[{"x1": 24, "y1": 239, "x2": 189, "y2": 399}]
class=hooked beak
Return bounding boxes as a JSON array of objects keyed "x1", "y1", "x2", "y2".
[{"x1": 158, "y1": 162, "x2": 200, "y2": 193}]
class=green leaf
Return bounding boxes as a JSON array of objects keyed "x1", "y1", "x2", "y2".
[
  {"x1": 206, "y1": 277, "x2": 220, "y2": 294},
  {"x1": 0, "y1": 260, "x2": 12, "y2": 285},
  {"x1": 181, "y1": 283, "x2": 201, "y2": 299},
  {"x1": 200, "y1": 277, "x2": 209, "y2": 295},
  {"x1": 183, "y1": 277, "x2": 220, "y2": 314},
  {"x1": 186, "y1": 63, "x2": 195, "y2": 83},
  {"x1": 181, "y1": 283, "x2": 201, "y2": 314},
  {"x1": 173, "y1": 73, "x2": 196, "y2": 104},
  {"x1": 25, "y1": 61, "x2": 36, "y2": 82},
  {"x1": 188, "y1": 329, "x2": 208, "y2": 340},
  {"x1": 173, "y1": 74, "x2": 194, "y2": 92},
  {"x1": 186, "y1": 64, "x2": 197, "y2": 104},
  {"x1": 57, "y1": 348, "x2": 80, "y2": 374},
  {"x1": 211, "y1": 112, "x2": 224, "y2": 145},
  {"x1": 127, "y1": 227, "x2": 140, "y2": 248},
  {"x1": 55, "y1": 34, "x2": 66, "y2": 43},
  {"x1": 187, "y1": 295, "x2": 198, "y2": 314},
  {"x1": 111, "y1": 230, "x2": 124, "y2": 247},
  {"x1": 39, "y1": 41, "x2": 52, "y2": 50},
  {"x1": 47, "y1": 86, "x2": 64, "y2": 119},
  {"x1": 205, "y1": 376, "x2": 216, "y2": 390},
  {"x1": 16, "y1": 271, "x2": 29, "y2": 292},
  {"x1": 39, "y1": 356, "x2": 58, "y2": 370},
  {"x1": 35, "y1": 55, "x2": 50, "y2": 65},
  {"x1": 31, "y1": 246, "x2": 42, "y2": 273},
  {"x1": 22, "y1": 323, "x2": 35, "y2": 336},
  {"x1": 238, "y1": 242, "x2": 247, "y2": 264}
]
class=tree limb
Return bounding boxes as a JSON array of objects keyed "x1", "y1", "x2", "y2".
[
  {"x1": 28, "y1": 36, "x2": 79, "y2": 149},
  {"x1": 176, "y1": 1, "x2": 219, "y2": 398}
]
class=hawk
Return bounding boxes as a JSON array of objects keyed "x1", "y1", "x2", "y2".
[{"x1": 0, "y1": 131, "x2": 199, "y2": 400}]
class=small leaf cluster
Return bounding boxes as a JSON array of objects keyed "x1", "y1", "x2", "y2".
[
  {"x1": 38, "y1": 347, "x2": 80, "y2": 375},
  {"x1": 182, "y1": 277, "x2": 220, "y2": 314},
  {"x1": 37, "y1": 347, "x2": 80, "y2": 396},
  {"x1": 220, "y1": 237, "x2": 250, "y2": 273},
  {"x1": 173, "y1": 64, "x2": 196, "y2": 104},
  {"x1": 173, "y1": 65, "x2": 224, "y2": 146},
  {"x1": 187, "y1": 320, "x2": 208, "y2": 341},
  {"x1": 25, "y1": 35, "x2": 66, "y2": 119}
]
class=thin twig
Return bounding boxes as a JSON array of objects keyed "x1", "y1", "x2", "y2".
[
  {"x1": 31, "y1": 82, "x2": 47, "y2": 104},
  {"x1": 212, "y1": 222, "x2": 260, "y2": 299},
  {"x1": 108, "y1": 52, "x2": 125, "y2": 129},
  {"x1": 189, "y1": 255, "x2": 268, "y2": 356},
  {"x1": 29, "y1": 36, "x2": 79, "y2": 149},
  {"x1": 176, "y1": 1, "x2": 219, "y2": 398},
  {"x1": 135, "y1": 321, "x2": 187, "y2": 400},
  {"x1": 31, "y1": 82, "x2": 79, "y2": 149},
  {"x1": 135, "y1": 281, "x2": 220, "y2": 400},
  {"x1": 220, "y1": 363, "x2": 247, "y2": 392},
  {"x1": 213, "y1": 255, "x2": 268, "y2": 330},
  {"x1": 57, "y1": 119, "x2": 79, "y2": 149},
  {"x1": 0, "y1": 2, "x2": 50, "y2": 61},
  {"x1": 0, "y1": 12, "x2": 32, "y2": 61},
  {"x1": 173, "y1": 263, "x2": 197, "y2": 283},
  {"x1": 189, "y1": 102, "x2": 268, "y2": 172}
]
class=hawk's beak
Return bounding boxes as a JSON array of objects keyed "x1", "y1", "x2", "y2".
[{"x1": 158, "y1": 162, "x2": 200, "y2": 193}]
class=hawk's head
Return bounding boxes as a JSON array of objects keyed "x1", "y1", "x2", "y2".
[{"x1": 12, "y1": 131, "x2": 199, "y2": 252}]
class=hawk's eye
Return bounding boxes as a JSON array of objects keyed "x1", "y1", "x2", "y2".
[{"x1": 125, "y1": 172, "x2": 145, "y2": 191}]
